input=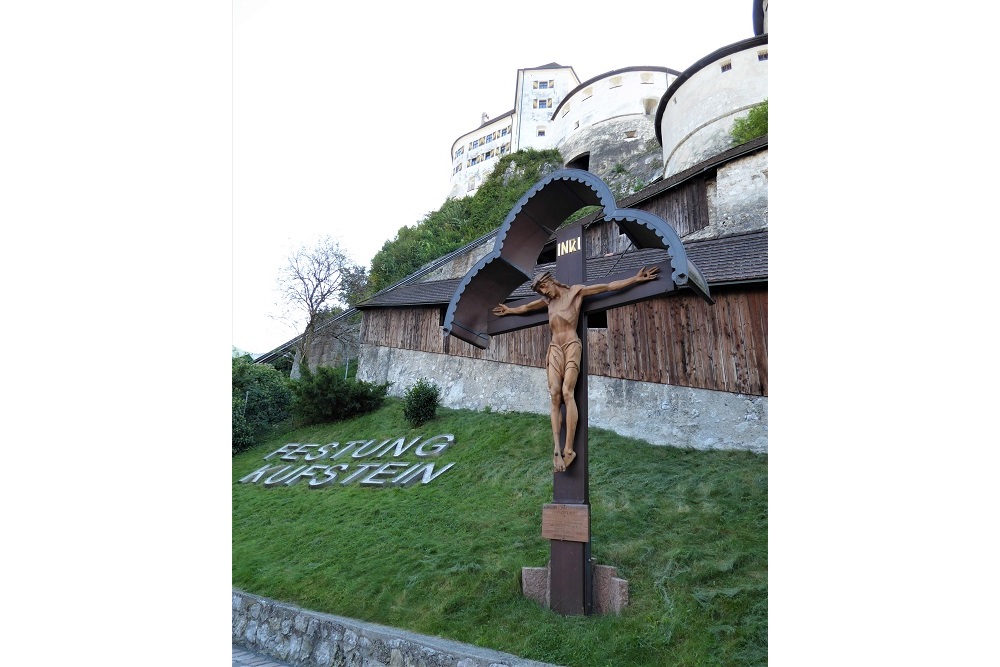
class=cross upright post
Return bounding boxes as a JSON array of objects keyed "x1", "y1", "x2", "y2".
[{"x1": 548, "y1": 221, "x2": 592, "y2": 615}]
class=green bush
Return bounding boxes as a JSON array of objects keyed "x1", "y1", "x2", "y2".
[
  {"x1": 403, "y1": 378, "x2": 442, "y2": 427},
  {"x1": 232, "y1": 398, "x2": 258, "y2": 454},
  {"x1": 291, "y1": 365, "x2": 390, "y2": 426},
  {"x1": 232, "y1": 357, "x2": 293, "y2": 455},
  {"x1": 730, "y1": 99, "x2": 768, "y2": 145}
]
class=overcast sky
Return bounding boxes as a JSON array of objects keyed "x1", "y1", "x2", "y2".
[{"x1": 233, "y1": 0, "x2": 756, "y2": 355}]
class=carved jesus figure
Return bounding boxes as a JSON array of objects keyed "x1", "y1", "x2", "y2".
[{"x1": 492, "y1": 266, "x2": 659, "y2": 472}]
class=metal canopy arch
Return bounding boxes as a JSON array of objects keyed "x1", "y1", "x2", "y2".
[{"x1": 442, "y1": 168, "x2": 713, "y2": 349}]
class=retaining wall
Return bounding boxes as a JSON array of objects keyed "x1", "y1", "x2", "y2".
[
  {"x1": 358, "y1": 345, "x2": 767, "y2": 453},
  {"x1": 233, "y1": 590, "x2": 561, "y2": 667}
]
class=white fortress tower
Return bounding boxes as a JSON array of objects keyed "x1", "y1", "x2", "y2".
[{"x1": 656, "y1": 0, "x2": 768, "y2": 178}]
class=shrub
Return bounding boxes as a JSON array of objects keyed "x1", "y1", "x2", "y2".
[
  {"x1": 291, "y1": 365, "x2": 390, "y2": 426},
  {"x1": 232, "y1": 357, "x2": 293, "y2": 455},
  {"x1": 232, "y1": 398, "x2": 258, "y2": 454},
  {"x1": 403, "y1": 378, "x2": 442, "y2": 427},
  {"x1": 730, "y1": 99, "x2": 768, "y2": 145}
]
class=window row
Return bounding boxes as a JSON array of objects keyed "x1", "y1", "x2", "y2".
[
  {"x1": 559, "y1": 74, "x2": 663, "y2": 119},
  {"x1": 720, "y1": 52, "x2": 768, "y2": 73},
  {"x1": 468, "y1": 126, "x2": 510, "y2": 151},
  {"x1": 467, "y1": 142, "x2": 511, "y2": 166}
]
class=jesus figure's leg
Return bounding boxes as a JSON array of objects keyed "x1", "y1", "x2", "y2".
[
  {"x1": 547, "y1": 360, "x2": 566, "y2": 472},
  {"x1": 559, "y1": 341, "x2": 583, "y2": 469}
]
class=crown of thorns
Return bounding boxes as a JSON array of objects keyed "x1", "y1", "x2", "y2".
[{"x1": 531, "y1": 271, "x2": 567, "y2": 292}]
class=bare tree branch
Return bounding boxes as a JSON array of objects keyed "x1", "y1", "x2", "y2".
[{"x1": 277, "y1": 236, "x2": 362, "y2": 373}]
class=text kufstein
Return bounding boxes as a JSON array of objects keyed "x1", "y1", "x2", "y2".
[{"x1": 239, "y1": 434, "x2": 456, "y2": 489}]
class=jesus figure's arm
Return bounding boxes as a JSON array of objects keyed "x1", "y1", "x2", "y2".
[
  {"x1": 578, "y1": 266, "x2": 659, "y2": 298},
  {"x1": 492, "y1": 298, "x2": 547, "y2": 317}
]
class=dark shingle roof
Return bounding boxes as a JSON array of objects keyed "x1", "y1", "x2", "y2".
[{"x1": 356, "y1": 230, "x2": 766, "y2": 309}]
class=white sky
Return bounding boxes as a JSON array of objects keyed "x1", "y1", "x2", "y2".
[{"x1": 233, "y1": 0, "x2": 756, "y2": 355}]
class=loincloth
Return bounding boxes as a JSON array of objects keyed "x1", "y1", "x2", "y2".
[{"x1": 546, "y1": 339, "x2": 582, "y2": 376}]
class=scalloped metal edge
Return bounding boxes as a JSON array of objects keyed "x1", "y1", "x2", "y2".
[{"x1": 442, "y1": 169, "x2": 710, "y2": 339}]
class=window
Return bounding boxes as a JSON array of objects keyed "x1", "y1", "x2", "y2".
[
  {"x1": 537, "y1": 127, "x2": 546, "y2": 137},
  {"x1": 501, "y1": 127, "x2": 508, "y2": 136},
  {"x1": 582, "y1": 86, "x2": 593, "y2": 100},
  {"x1": 538, "y1": 98, "x2": 552, "y2": 109},
  {"x1": 640, "y1": 72, "x2": 654, "y2": 84},
  {"x1": 643, "y1": 97, "x2": 657, "y2": 115},
  {"x1": 588, "y1": 311, "x2": 608, "y2": 328},
  {"x1": 534, "y1": 79, "x2": 553, "y2": 89},
  {"x1": 758, "y1": 51, "x2": 768, "y2": 61},
  {"x1": 609, "y1": 76, "x2": 622, "y2": 88},
  {"x1": 721, "y1": 61, "x2": 732, "y2": 72},
  {"x1": 485, "y1": 134, "x2": 492, "y2": 143},
  {"x1": 574, "y1": 121, "x2": 580, "y2": 130},
  {"x1": 561, "y1": 104, "x2": 571, "y2": 118},
  {"x1": 624, "y1": 130, "x2": 636, "y2": 139},
  {"x1": 472, "y1": 139, "x2": 479, "y2": 148}
]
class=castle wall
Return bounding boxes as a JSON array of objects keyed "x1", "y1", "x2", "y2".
[
  {"x1": 688, "y1": 149, "x2": 768, "y2": 240},
  {"x1": 448, "y1": 114, "x2": 515, "y2": 199},
  {"x1": 556, "y1": 115, "x2": 662, "y2": 199},
  {"x1": 659, "y1": 43, "x2": 768, "y2": 178}
]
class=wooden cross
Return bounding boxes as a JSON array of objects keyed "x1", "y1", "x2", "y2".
[{"x1": 443, "y1": 170, "x2": 712, "y2": 616}]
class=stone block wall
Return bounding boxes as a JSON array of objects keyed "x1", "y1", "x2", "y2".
[
  {"x1": 358, "y1": 345, "x2": 767, "y2": 453},
  {"x1": 233, "y1": 590, "x2": 562, "y2": 667}
]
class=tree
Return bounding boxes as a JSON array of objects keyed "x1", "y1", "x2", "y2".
[
  {"x1": 278, "y1": 236, "x2": 364, "y2": 375},
  {"x1": 340, "y1": 264, "x2": 371, "y2": 309},
  {"x1": 730, "y1": 99, "x2": 768, "y2": 145}
]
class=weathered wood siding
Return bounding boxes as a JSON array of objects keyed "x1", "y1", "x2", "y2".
[
  {"x1": 584, "y1": 178, "x2": 710, "y2": 257},
  {"x1": 360, "y1": 284, "x2": 767, "y2": 396},
  {"x1": 636, "y1": 179, "x2": 710, "y2": 239}
]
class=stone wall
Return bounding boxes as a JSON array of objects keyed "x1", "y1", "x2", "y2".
[
  {"x1": 685, "y1": 150, "x2": 768, "y2": 242},
  {"x1": 233, "y1": 590, "x2": 561, "y2": 667},
  {"x1": 358, "y1": 345, "x2": 767, "y2": 453}
]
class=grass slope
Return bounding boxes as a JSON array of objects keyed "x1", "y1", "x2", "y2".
[{"x1": 232, "y1": 400, "x2": 767, "y2": 667}]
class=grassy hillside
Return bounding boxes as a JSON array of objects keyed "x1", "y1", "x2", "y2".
[{"x1": 232, "y1": 400, "x2": 767, "y2": 667}]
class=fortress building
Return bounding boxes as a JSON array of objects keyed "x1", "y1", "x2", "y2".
[{"x1": 449, "y1": 64, "x2": 681, "y2": 200}]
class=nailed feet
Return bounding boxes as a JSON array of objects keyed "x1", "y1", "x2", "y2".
[{"x1": 553, "y1": 449, "x2": 576, "y2": 472}]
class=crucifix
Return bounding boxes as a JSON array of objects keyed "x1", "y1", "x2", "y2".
[{"x1": 443, "y1": 170, "x2": 713, "y2": 616}]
